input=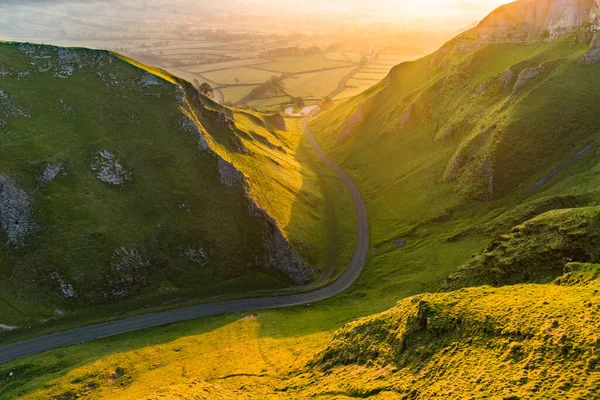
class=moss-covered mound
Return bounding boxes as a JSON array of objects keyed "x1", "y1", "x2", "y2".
[
  {"x1": 309, "y1": 264, "x2": 600, "y2": 399},
  {"x1": 445, "y1": 206, "x2": 600, "y2": 290}
]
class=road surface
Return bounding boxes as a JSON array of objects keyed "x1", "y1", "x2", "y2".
[{"x1": 0, "y1": 114, "x2": 369, "y2": 365}]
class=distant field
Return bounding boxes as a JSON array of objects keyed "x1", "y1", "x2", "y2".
[
  {"x1": 141, "y1": 43, "x2": 418, "y2": 109},
  {"x1": 324, "y1": 52, "x2": 352, "y2": 62},
  {"x1": 219, "y1": 85, "x2": 259, "y2": 103},
  {"x1": 160, "y1": 67, "x2": 215, "y2": 86},
  {"x1": 343, "y1": 51, "x2": 363, "y2": 63},
  {"x1": 203, "y1": 66, "x2": 281, "y2": 85},
  {"x1": 284, "y1": 67, "x2": 355, "y2": 98},
  {"x1": 353, "y1": 71, "x2": 387, "y2": 81},
  {"x1": 186, "y1": 58, "x2": 269, "y2": 73},
  {"x1": 334, "y1": 78, "x2": 374, "y2": 99},
  {"x1": 258, "y1": 54, "x2": 352, "y2": 73}
]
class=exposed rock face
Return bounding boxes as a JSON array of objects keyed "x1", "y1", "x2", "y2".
[
  {"x1": 184, "y1": 247, "x2": 208, "y2": 265},
  {"x1": 513, "y1": 61, "x2": 557, "y2": 93},
  {"x1": 500, "y1": 69, "x2": 517, "y2": 88},
  {"x1": 0, "y1": 175, "x2": 32, "y2": 246},
  {"x1": 513, "y1": 66, "x2": 543, "y2": 93},
  {"x1": 436, "y1": 125, "x2": 455, "y2": 143},
  {"x1": 215, "y1": 112, "x2": 232, "y2": 129},
  {"x1": 581, "y1": 33, "x2": 600, "y2": 64},
  {"x1": 90, "y1": 150, "x2": 132, "y2": 186},
  {"x1": 51, "y1": 272, "x2": 77, "y2": 299},
  {"x1": 338, "y1": 103, "x2": 365, "y2": 143},
  {"x1": 108, "y1": 247, "x2": 151, "y2": 300},
  {"x1": 399, "y1": 104, "x2": 413, "y2": 127},
  {"x1": 140, "y1": 72, "x2": 161, "y2": 87},
  {"x1": 0, "y1": 89, "x2": 30, "y2": 126},
  {"x1": 41, "y1": 163, "x2": 63, "y2": 184},
  {"x1": 178, "y1": 116, "x2": 209, "y2": 150},
  {"x1": 248, "y1": 198, "x2": 313, "y2": 285},
  {"x1": 216, "y1": 156, "x2": 312, "y2": 284},
  {"x1": 17, "y1": 44, "x2": 113, "y2": 79},
  {"x1": 481, "y1": 157, "x2": 495, "y2": 198},
  {"x1": 217, "y1": 157, "x2": 245, "y2": 188},
  {"x1": 478, "y1": 0, "x2": 600, "y2": 39}
]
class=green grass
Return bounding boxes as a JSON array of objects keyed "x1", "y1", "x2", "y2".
[
  {"x1": 257, "y1": 54, "x2": 351, "y2": 73},
  {"x1": 3, "y1": 21, "x2": 600, "y2": 400},
  {"x1": 202, "y1": 66, "x2": 279, "y2": 85},
  {"x1": 282, "y1": 67, "x2": 355, "y2": 98},
  {"x1": 0, "y1": 42, "x2": 355, "y2": 337},
  {"x1": 219, "y1": 85, "x2": 258, "y2": 103},
  {"x1": 185, "y1": 58, "x2": 269, "y2": 73}
]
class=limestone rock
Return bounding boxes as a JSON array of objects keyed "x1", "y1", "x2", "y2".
[
  {"x1": 0, "y1": 175, "x2": 32, "y2": 246},
  {"x1": 581, "y1": 34, "x2": 600, "y2": 64},
  {"x1": 338, "y1": 103, "x2": 365, "y2": 143},
  {"x1": 90, "y1": 150, "x2": 132, "y2": 186},
  {"x1": 41, "y1": 163, "x2": 63, "y2": 184}
]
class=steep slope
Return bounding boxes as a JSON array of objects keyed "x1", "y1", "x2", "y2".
[
  {"x1": 0, "y1": 42, "x2": 323, "y2": 329},
  {"x1": 307, "y1": 0, "x2": 600, "y2": 305}
]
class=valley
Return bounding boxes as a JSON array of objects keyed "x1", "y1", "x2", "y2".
[{"x1": 1, "y1": 0, "x2": 600, "y2": 398}]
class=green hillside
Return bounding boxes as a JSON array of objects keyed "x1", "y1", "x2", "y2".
[
  {"x1": 5, "y1": 265, "x2": 600, "y2": 399},
  {"x1": 0, "y1": 42, "x2": 352, "y2": 331},
  {"x1": 3, "y1": 0, "x2": 600, "y2": 398}
]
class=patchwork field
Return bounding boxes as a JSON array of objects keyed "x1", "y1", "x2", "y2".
[{"x1": 283, "y1": 67, "x2": 356, "y2": 98}]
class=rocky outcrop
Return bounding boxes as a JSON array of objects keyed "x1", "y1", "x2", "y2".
[
  {"x1": 478, "y1": 0, "x2": 600, "y2": 40},
  {"x1": 217, "y1": 157, "x2": 245, "y2": 188},
  {"x1": 399, "y1": 104, "x2": 413, "y2": 127},
  {"x1": 512, "y1": 62, "x2": 556, "y2": 93},
  {"x1": 216, "y1": 155, "x2": 312, "y2": 284},
  {"x1": 500, "y1": 69, "x2": 517, "y2": 88},
  {"x1": 248, "y1": 198, "x2": 313, "y2": 285},
  {"x1": 0, "y1": 89, "x2": 30, "y2": 126},
  {"x1": 338, "y1": 104, "x2": 365, "y2": 143},
  {"x1": 513, "y1": 66, "x2": 542, "y2": 92},
  {"x1": 51, "y1": 272, "x2": 77, "y2": 299},
  {"x1": 581, "y1": 33, "x2": 600, "y2": 64},
  {"x1": 107, "y1": 247, "x2": 152, "y2": 300},
  {"x1": 215, "y1": 112, "x2": 232, "y2": 129},
  {"x1": 90, "y1": 150, "x2": 132, "y2": 186},
  {"x1": 41, "y1": 163, "x2": 63, "y2": 184},
  {"x1": 0, "y1": 175, "x2": 32, "y2": 246}
]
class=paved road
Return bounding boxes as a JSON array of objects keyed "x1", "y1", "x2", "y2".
[{"x1": 0, "y1": 114, "x2": 369, "y2": 365}]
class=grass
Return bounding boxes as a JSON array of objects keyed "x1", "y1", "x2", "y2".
[
  {"x1": 219, "y1": 85, "x2": 259, "y2": 103},
  {"x1": 4, "y1": 22, "x2": 600, "y2": 400},
  {"x1": 0, "y1": 42, "x2": 354, "y2": 338},
  {"x1": 185, "y1": 58, "x2": 269, "y2": 73},
  {"x1": 256, "y1": 54, "x2": 351, "y2": 73},
  {"x1": 202, "y1": 66, "x2": 280, "y2": 85},
  {"x1": 282, "y1": 67, "x2": 356, "y2": 98}
]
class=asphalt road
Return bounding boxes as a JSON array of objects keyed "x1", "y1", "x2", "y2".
[{"x1": 0, "y1": 114, "x2": 369, "y2": 365}]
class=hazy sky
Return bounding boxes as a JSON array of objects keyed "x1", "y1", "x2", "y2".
[
  {"x1": 0, "y1": 0, "x2": 513, "y2": 32},
  {"x1": 232, "y1": 0, "x2": 511, "y2": 27}
]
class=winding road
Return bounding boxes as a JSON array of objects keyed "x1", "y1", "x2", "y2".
[{"x1": 0, "y1": 113, "x2": 369, "y2": 365}]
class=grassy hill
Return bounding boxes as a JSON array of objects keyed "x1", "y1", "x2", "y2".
[
  {"x1": 4, "y1": 264, "x2": 600, "y2": 399},
  {"x1": 3, "y1": 0, "x2": 600, "y2": 398},
  {"x1": 0, "y1": 41, "x2": 354, "y2": 332}
]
